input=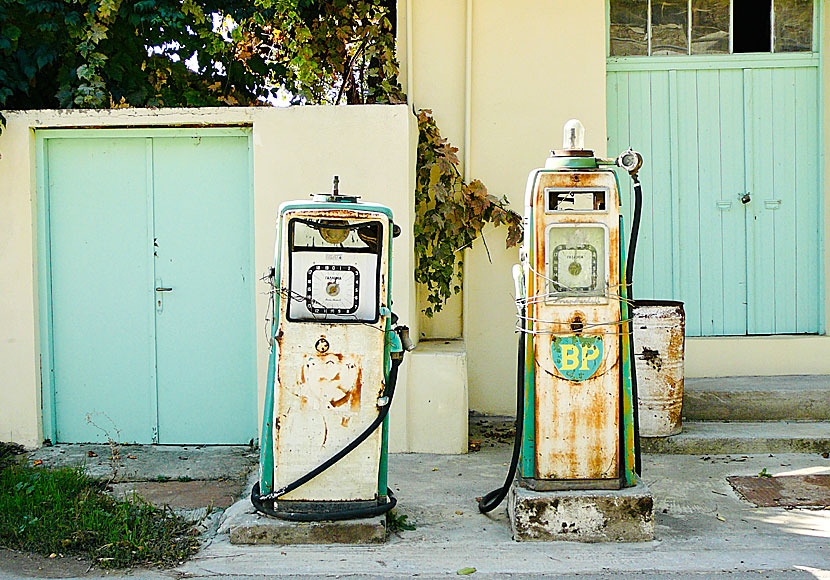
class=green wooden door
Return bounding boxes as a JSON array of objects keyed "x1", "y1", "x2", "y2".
[
  {"x1": 607, "y1": 57, "x2": 821, "y2": 336},
  {"x1": 40, "y1": 129, "x2": 256, "y2": 444}
]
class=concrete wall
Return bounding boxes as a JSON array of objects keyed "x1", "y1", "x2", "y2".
[
  {"x1": 0, "y1": 106, "x2": 418, "y2": 450},
  {"x1": 405, "y1": 0, "x2": 830, "y2": 415}
]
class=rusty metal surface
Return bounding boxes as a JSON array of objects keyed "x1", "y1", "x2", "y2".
[
  {"x1": 727, "y1": 474, "x2": 830, "y2": 508},
  {"x1": 632, "y1": 301, "x2": 685, "y2": 437},
  {"x1": 531, "y1": 170, "x2": 620, "y2": 481},
  {"x1": 273, "y1": 209, "x2": 389, "y2": 502}
]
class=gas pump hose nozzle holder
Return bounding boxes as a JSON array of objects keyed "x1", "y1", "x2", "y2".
[{"x1": 250, "y1": 325, "x2": 407, "y2": 521}]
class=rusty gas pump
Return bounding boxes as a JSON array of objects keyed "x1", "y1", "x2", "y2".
[
  {"x1": 252, "y1": 177, "x2": 412, "y2": 521},
  {"x1": 480, "y1": 120, "x2": 644, "y2": 512}
]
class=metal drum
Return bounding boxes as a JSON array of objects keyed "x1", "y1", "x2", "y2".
[{"x1": 632, "y1": 300, "x2": 685, "y2": 437}]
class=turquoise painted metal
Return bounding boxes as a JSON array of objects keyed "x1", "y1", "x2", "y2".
[{"x1": 38, "y1": 129, "x2": 256, "y2": 444}]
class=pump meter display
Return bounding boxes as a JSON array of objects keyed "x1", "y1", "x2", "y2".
[
  {"x1": 545, "y1": 224, "x2": 608, "y2": 302},
  {"x1": 287, "y1": 218, "x2": 382, "y2": 322}
]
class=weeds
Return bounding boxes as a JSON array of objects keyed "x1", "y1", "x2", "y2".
[
  {"x1": 0, "y1": 464, "x2": 198, "y2": 568},
  {"x1": 85, "y1": 412, "x2": 122, "y2": 484},
  {"x1": 0, "y1": 442, "x2": 25, "y2": 471},
  {"x1": 386, "y1": 510, "x2": 415, "y2": 533}
]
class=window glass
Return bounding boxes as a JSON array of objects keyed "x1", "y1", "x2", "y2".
[
  {"x1": 610, "y1": 0, "x2": 649, "y2": 56},
  {"x1": 733, "y1": 0, "x2": 771, "y2": 52},
  {"x1": 652, "y1": 0, "x2": 689, "y2": 55},
  {"x1": 691, "y1": 0, "x2": 730, "y2": 54},
  {"x1": 774, "y1": 0, "x2": 813, "y2": 52}
]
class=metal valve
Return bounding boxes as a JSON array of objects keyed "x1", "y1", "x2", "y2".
[{"x1": 617, "y1": 148, "x2": 643, "y2": 176}]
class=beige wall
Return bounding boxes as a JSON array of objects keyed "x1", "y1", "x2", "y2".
[
  {"x1": 407, "y1": 1, "x2": 830, "y2": 414},
  {"x1": 409, "y1": 0, "x2": 610, "y2": 413},
  {"x1": 0, "y1": 106, "x2": 418, "y2": 450}
]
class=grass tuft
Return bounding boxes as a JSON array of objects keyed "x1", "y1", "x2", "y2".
[{"x1": 0, "y1": 463, "x2": 199, "y2": 568}]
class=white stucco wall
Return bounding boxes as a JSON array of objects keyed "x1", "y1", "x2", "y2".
[{"x1": 0, "y1": 106, "x2": 418, "y2": 450}]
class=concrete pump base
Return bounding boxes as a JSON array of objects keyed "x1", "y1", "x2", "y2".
[
  {"x1": 220, "y1": 498, "x2": 387, "y2": 545},
  {"x1": 508, "y1": 480, "x2": 654, "y2": 542}
]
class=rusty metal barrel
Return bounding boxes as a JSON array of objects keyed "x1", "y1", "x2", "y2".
[{"x1": 632, "y1": 300, "x2": 685, "y2": 437}]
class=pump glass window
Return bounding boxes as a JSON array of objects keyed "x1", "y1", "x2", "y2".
[
  {"x1": 287, "y1": 218, "x2": 383, "y2": 323},
  {"x1": 546, "y1": 188, "x2": 607, "y2": 212},
  {"x1": 545, "y1": 225, "x2": 608, "y2": 302}
]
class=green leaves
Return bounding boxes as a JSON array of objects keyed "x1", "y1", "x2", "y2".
[{"x1": 415, "y1": 110, "x2": 523, "y2": 316}]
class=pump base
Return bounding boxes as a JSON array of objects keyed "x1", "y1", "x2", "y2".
[
  {"x1": 224, "y1": 499, "x2": 387, "y2": 545},
  {"x1": 508, "y1": 480, "x2": 653, "y2": 542}
]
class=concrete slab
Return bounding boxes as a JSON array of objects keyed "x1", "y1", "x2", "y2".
[
  {"x1": 641, "y1": 421, "x2": 830, "y2": 454},
  {"x1": 28, "y1": 444, "x2": 257, "y2": 482},
  {"x1": 219, "y1": 472, "x2": 388, "y2": 545},
  {"x1": 110, "y1": 479, "x2": 246, "y2": 510},
  {"x1": 684, "y1": 375, "x2": 830, "y2": 421},
  {"x1": 174, "y1": 449, "x2": 830, "y2": 579},
  {"x1": 508, "y1": 481, "x2": 653, "y2": 542},
  {"x1": 225, "y1": 504, "x2": 387, "y2": 545}
]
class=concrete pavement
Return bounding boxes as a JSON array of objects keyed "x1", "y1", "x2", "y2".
[
  {"x1": 181, "y1": 447, "x2": 830, "y2": 579},
  {"x1": 4, "y1": 442, "x2": 829, "y2": 579}
]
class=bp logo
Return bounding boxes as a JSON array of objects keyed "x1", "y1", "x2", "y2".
[{"x1": 551, "y1": 335, "x2": 603, "y2": 382}]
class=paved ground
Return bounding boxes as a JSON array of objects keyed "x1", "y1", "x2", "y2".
[{"x1": 2, "y1": 441, "x2": 829, "y2": 579}]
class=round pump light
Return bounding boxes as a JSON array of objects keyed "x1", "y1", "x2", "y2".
[
  {"x1": 319, "y1": 221, "x2": 349, "y2": 244},
  {"x1": 562, "y1": 119, "x2": 585, "y2": 150}
]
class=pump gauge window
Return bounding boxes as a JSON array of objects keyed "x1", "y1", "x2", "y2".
[
  {"x1": 306, "y1": 265, "x2": 360, "y2": 315},
  {"x1": 287, "y1": 218, "x2": 383, "y2": 322},
  {"x1": 544, "y1": 224, "x2": 608, "y2": 303}
]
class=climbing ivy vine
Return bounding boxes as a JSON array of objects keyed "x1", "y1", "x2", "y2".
[{"x1": 415, "y1": 110, "x2": 522, "y2": 317}]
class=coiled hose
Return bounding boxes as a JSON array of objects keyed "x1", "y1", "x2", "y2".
[{"x1": 251, "y1": 356, "x2": 402, "y2": 521}]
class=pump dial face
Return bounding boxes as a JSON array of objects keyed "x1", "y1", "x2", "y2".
[
  {"x1": 545, "y1": 224, "x2": 607, "y2": 302},
  {"x1": 306, "y1": 264, "x2": 360, "y2": 315},
  {"x1": 552, "y1": 244, "x2": 597, "y2": 291}
]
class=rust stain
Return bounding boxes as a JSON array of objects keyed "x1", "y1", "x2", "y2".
[{"x1": 641, "y1": 347, "x2": 662, "y2": 371}]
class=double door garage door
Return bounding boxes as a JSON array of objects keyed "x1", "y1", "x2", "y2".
[
  {"x1": 608, "y1": 59, "x2": 822, "y2": 336},
  {"x1": 40, "y1": 128, "x2": 256, "y2": 444}
]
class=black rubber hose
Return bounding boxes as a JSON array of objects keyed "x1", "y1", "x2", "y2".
[
  {"x1": 251, "y1": 356, "x2": 402, "y2": 520},
  {"x1": 251, "y1": 482, "x2": 396, "y2": 522},
  {"x1": 627, "y1": 176, "x2": 643, "y2": 476},
  {"x1": 478, "y1": 317, "x2": 525, "y2": 514}
]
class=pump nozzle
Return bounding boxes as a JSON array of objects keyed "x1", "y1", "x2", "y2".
[
  {"x1": 617, "y1": 148, "x2": 643, "y2": 177},
  {"x1": 512, "y1": 264, "x2": 524, "y2": 314}
]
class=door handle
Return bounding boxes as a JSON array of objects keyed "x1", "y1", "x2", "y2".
[
  {"x1": 716, "y1": 201, "x2": 732, "y2": 210},
  {"x1": 740, "y1": 192, "x2": 751, "y2": 204},
  {"x1": 764, "y1": 200, "x2": 782, "y2": 210},
  {"x1": 155, "y1": 287, "x2": 173, "y2": 292}
]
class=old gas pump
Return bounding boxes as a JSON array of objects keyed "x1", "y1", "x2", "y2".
[
  {"x1": 252, "y1": 177, "x2": 412, "y2": 521},
  {"x1": 480, "y1": 121, "x2": 644, "y2": 513}
]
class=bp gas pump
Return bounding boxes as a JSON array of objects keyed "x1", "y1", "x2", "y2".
[
  {"x1": 252, "y1": 177, "x2": 412, "y2": 521},
  {"x1": 480, "y1": 121, "x2": 644, "y2": 512}
]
